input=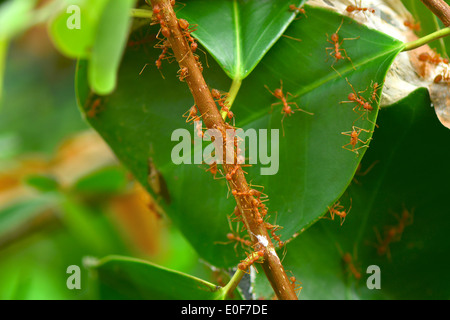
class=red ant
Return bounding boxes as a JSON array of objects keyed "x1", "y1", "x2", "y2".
[
  {"x1": 368, "y1": 206, "x2": 413, "y2": 260},
  {"x1": 340, "y1": 78, "x2": 377, "y2": 125},
  {"x1": 289, "y1": 276, "x2": 303, "y2": 295},
  {"x1": 404, "y1": 20, "x2": 421, "y2": 32},
  {"x1": 372, "y1": 226, "x2": 397, "y2": 260},
  {"x1": 336, "y1": 244, "x2": 361, "y2": 280},
  {"x1": 237, "y1": 249, "x2": 265, "y2": 274},
  {"x1": 325, "y1": 19, "x2": 359, "y2": 75},
  {"x1": 419, "y1": 50, "x2": 449, "y2": 65},
  {"x1": 326, "y1": 199, "x2": 352, "y2": 225},
  {"x1": 370, "y1": 81, "x2": 382, "y2": 104},
  {"x1": 288, "y1": 4, "x2": 307, "y2": 18},
  {"x1": 205, "y1": 161, "x2": 224, "y2": 180},
  {"x1": 342, "y1": 252, "x2": 361, "y2": 280},
  {"x1": 87, "y1": 98, "x2": 103, "y2": 118},
  {"x1": 345, "y1": 0, "x2": 375, "y2": 16},
  {"x1": 211, "y1": 88, "x2": 234, "y2": 121},
  {"x1": 265, "y1": 222, "x2": 284, "y2": 248},
  {"x1": 434, "y1": 69, "x2": 450, "y2": 83},
  {"x1": 182, "y1": 105, "x2": 198, "y2": 123},
  {"x1": 216, "y1": 216, "x2": 252, "y2": 255},
  {"x1": 341, "y1": 126, "x2": 372, "y2": 156},
  {"x1": 391, "y1": 205, "x2": 414, "y2": 240},
  {"x1": 265, "y1": 80, "x2": 313, "y2": 136},
  {"x1": 177, "y1": 66, "x2": 189, "y2": 81},
  {"x1": 178, "y1": 18, "x2": 198, "y2": 52}
]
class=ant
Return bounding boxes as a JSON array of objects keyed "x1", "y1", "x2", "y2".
[
  {"x1": 264, "y1": 222, "x2": 284, "y2": 248},
  {"x1": 419, "y1": 50, "x2": 449, "y2": 65},
  {"x1": 325, "y1": 19, "x2": 359, "y2": 75},
  {"x1": 434, "y1": 69, "x2": 450, "y2": 83},
  {"x1": 178, "y1": 18, "x2": 198, "y2": 52},
  {"x1": 342, "y1": 252, "x2": 361, "y2": 280},
  {"x1": 370, "y1": 206, "x2": 413, "y2": 260},
  {"x1": 404, "y1": 20, "x2": 421, "y2": 32},
  {"x1": 237, "y1": 249, "x2": 265, "y2": 274},
  {"x1": 336, "y1": 244, "x2": 361, "y2": 280},
  {"x1": 289, "y1": 276, "x2": 303, "y2": 296},
  {"x1": 87, "y1": 98, "x2": 103, "y2": 118},
  {"x1": 345, "y1": 0, "x2": 375, "y2": 16},
  {"x1": 341, "y1": 126, "x2": 372, "y2": 156},
  {"x1": 182, "y1": 105, "x2": 198, "y2": 123},
  {"x1": 326, "y1": 199, "x2": 352, "y2": 225},
  {"x1": 216, "y1": 216, "x2": 252, "y2": 255},
  {"x1": 369, "y1": 81, "x2": 382, "y2": 104},
  {"x1": 265, "y1": 80, "x2": 313, "y2": 136},
  {"x1": 211, "y1": 88, "x2": 234, "y2": 121},
  {"x1": 340, "y1": 78, "x2": 376, "y2": 126},
  {"x1": 177, "y1": 66, "x2": 189, "y2": 82},
  {"x1": 288, "y1": 4, "x2": 307, "y2": 18}
]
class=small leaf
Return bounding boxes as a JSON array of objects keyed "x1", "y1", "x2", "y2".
[
  {"x1": 72, "y1": 166, "x2": 129, "y2": 195},
  {"x1": 24, "y1": 174, "x2": 60, "y2": 192},
  {"x1": 48, "y1": 0, "x2": 109, "y2": 59},
  {"x1": 178, "y1": 0, "x2": 306, "y2": 79},
  {"x1": 87, "y1": 255, "x2": 242, "y2": 300},
  {"x1": 88, "y1": 0, "x2": 137, "y2": 94}
]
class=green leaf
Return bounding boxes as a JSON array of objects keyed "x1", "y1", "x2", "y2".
[
  {"x1": 24, "y1": 174, "x2": 60, "y2": 192},
  {"x1": 76, "y1": 6, "x2": 404, "y2": 267},
  {"x1": 255, "y1": 88, "x2": 450, "y2": 299},
  {"x1": 178, "y1": 0, "x2": 305, "y2": 79},
  {"x1": 71, "y1": 166, "x2": 129, "y2": 195},
  {"x1": 0, "y1": 194, "x2": 59, "y2": 238},
  {"x1": 88, "y1": 0, "x2": 137, "y2": 94},
  {"x1": 48, "y1": 0, "x2": 109, "y2": 59},
  {"x1": 87, "y1": 255, "x2": 242, "y2": 300}
]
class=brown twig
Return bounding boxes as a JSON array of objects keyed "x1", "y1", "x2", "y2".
[
  {"x1": 420, "y1": 0, "x2": 450, "y2": 27},
  {"x1": 149, "y1": 0, "x2": 298, "y2": 300}
]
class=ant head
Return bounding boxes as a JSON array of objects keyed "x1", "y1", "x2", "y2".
[
  {"x1": 152, "y1": 4, "x2": 160, "y2": 14},
  {"x1": 348, "y1": 93, "x2": 356, "y2": 101},
  {"x1": 434, "y1": 74, "x2": 443, "y2": 83},
  {"x1": 178, "y1": 18, "x2": 189, "y2": 30},
  {"x1": 211, "y1": 89, "x2": 221, "y2": 99},
  {"x1": 342, "y1": 252, "x2": 352, "y2": 263},
  {"x1": 331, "y1": 33, "x2": 339, "y2": 42},
  {"x1": 226, "y1": 233, "x2": 234, "y2": 240},
  {"x1": 274, "y1": 88, "x2": 283, "y2": 99},
  {"x1": 418, "y1": 52, "x2": 430, "y2": 61},
  {"x1": 346, "y1": 5, "x2": 356, "y2": 13},
  {"x1": 161, "y1": 27, "x2": 171, "y2": 38},
  {"x1": 190, "y1": 42, "x2": 198, "y2": 52}
]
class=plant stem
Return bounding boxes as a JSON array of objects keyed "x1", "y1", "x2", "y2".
[
  {"x1": 149, "y1": 0, "x2": 297, "y2": 300},
  {"x1": 130, "y1": 8, "x2": 153, "y2": 19},
  {"x1": 221, "y1": 77, "x2": 242, "y2": 120},
  {"x1": 403, "y1": 27, "x2": 450, "y2": 51},
  {"x1": 420, "y1": 0, "x2": 450, "y2": 27},
  {"x1": 218, "y1": 268, "x2": 246, "y2": 299}
]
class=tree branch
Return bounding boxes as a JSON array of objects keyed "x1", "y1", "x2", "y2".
[
  {"x1": 149, "y1": 0, "x2": 298, "y2": 300},
  {"x1": 421, "y1": 0, "x2": 450, "y2": 27}
]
